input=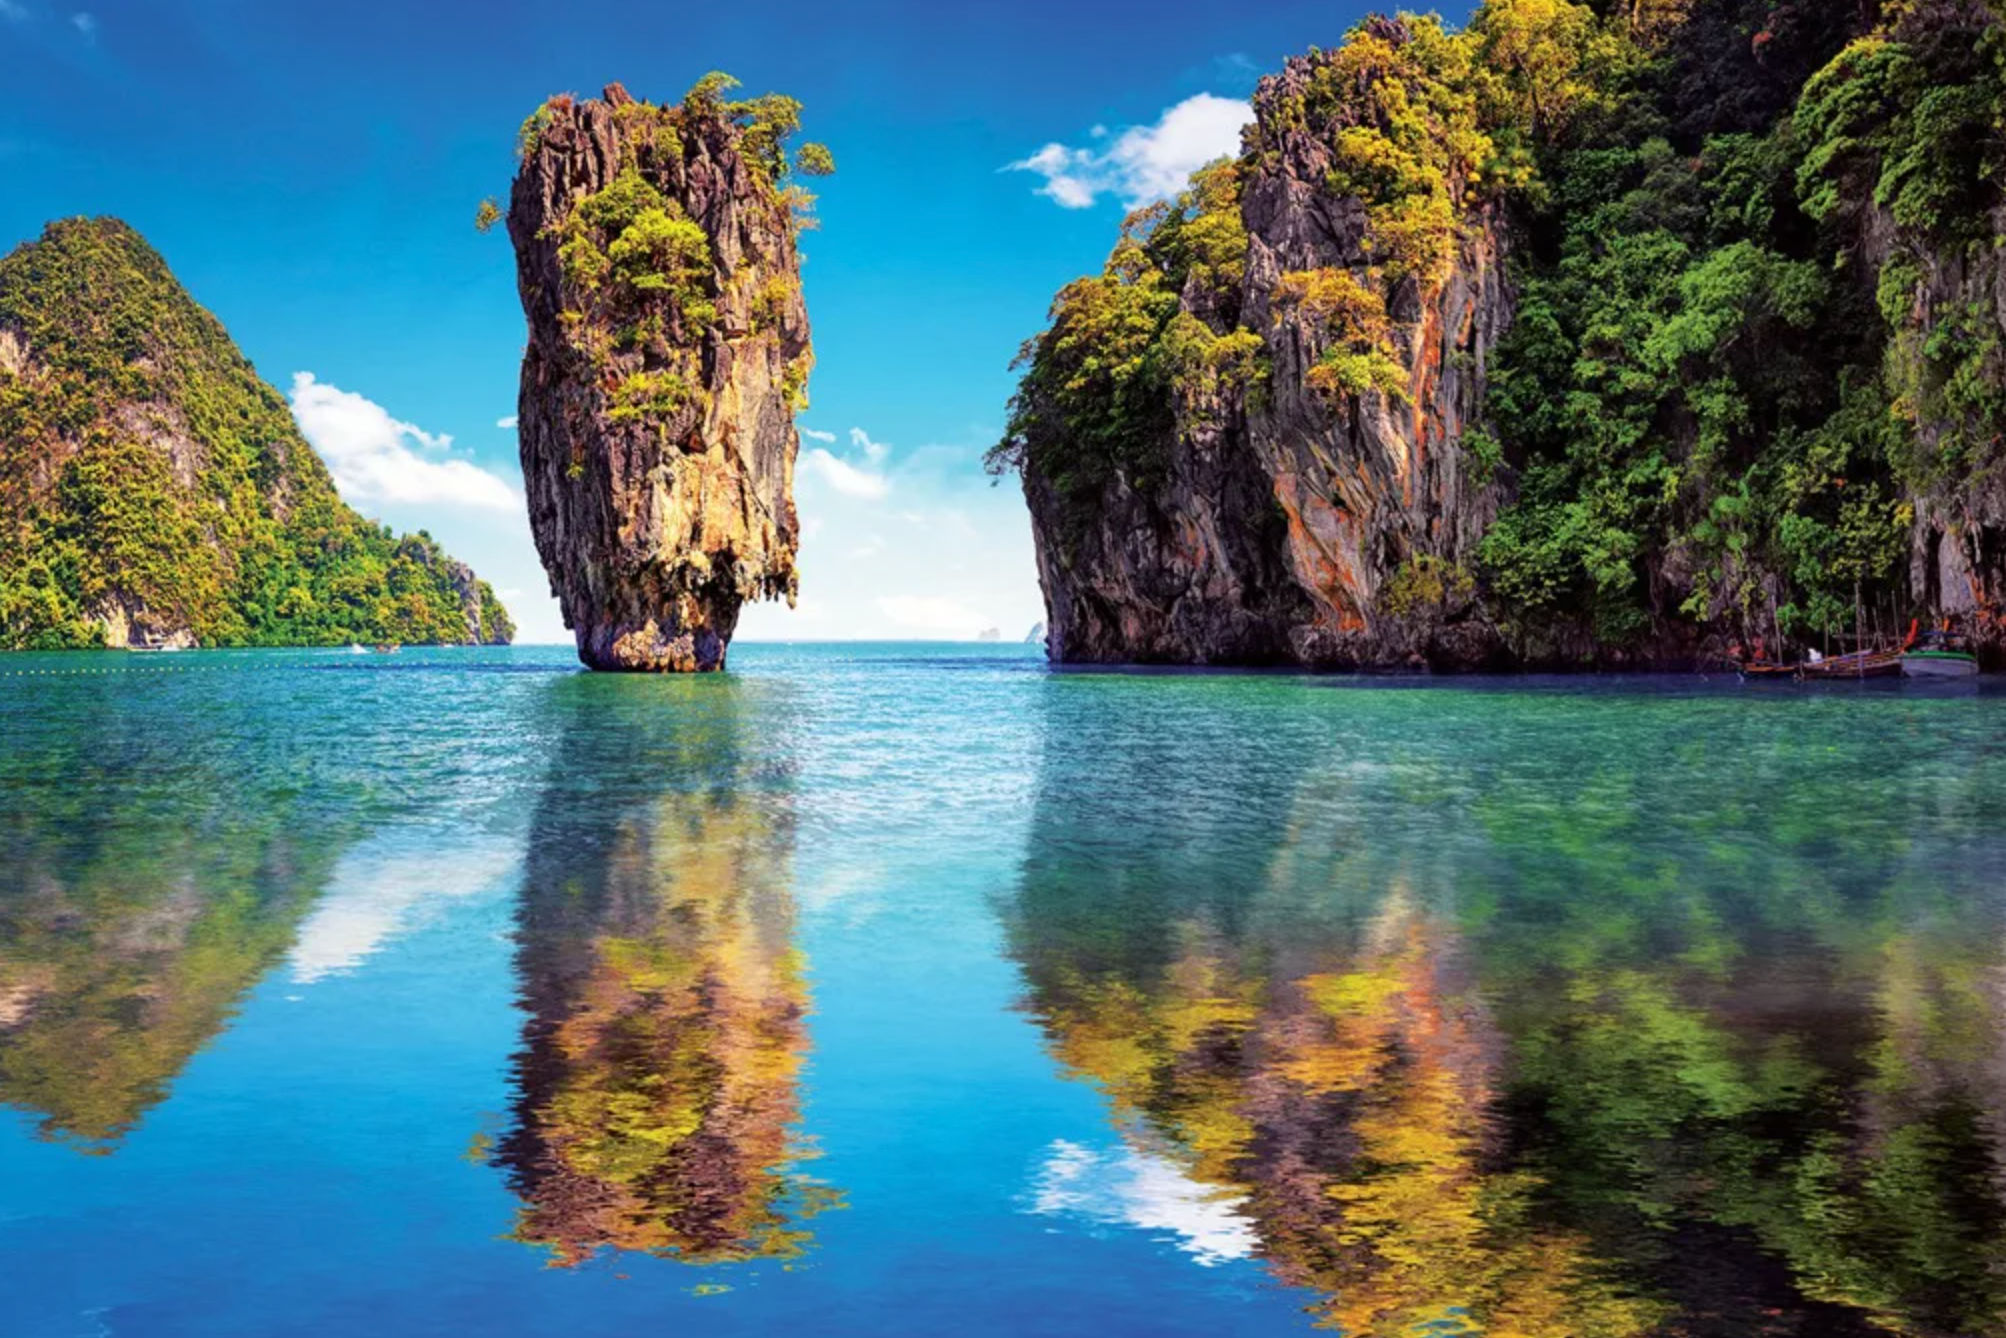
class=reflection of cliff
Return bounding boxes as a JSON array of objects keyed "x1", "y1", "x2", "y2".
[
  {"x1": 1005, "y1": 698, "x2": 2006, "y2": 1336},
  {"x1": 1012, "y1": 879, "x2": 1647, "y2": 1335},
  {"x1": 496, "y1": 678, "x2": 834, "y2": 1266},
  {"x1": 0, "y1": 705, "x2": 349, "y2": 1149},
  {"x1": 1477, "y1": 746, "x2": 2006, "y2": 1336}
]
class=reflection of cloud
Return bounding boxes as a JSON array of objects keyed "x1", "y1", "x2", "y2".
[
  {"x1": 288, "y1": 834, "x2": 519, "y2": 983},
  {"x1": 1029, "y1": 1138, "x2": 1257, "y2": 1266}
]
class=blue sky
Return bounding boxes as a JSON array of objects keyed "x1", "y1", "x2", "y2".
[{"x1": 0, "y1": 0, "x2": 1410, "y2": 643}]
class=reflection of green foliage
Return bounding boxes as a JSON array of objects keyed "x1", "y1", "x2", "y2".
[
  {"x1": 1006, "y1": 680, "x2": 2006, "y2": 1336},
  {"x1": 0, "y1": 679, "x2": 372, "y2": 1148},
  {"x1": 499, "y1": 677, "x2": 839, "y2": 1268},
  {"x1": 0, "y1": 218, "x2": 512, "y2": 648}
]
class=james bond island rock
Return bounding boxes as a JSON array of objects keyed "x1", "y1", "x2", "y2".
[
  {"x1": 0, "y1": 218, "x2": 513, "y2": 650},
  {"x1": 997, "y1": 0, "x2": 2006, "y2": 670},
  {"x1": 507, "y1": 76, "x2": 831, "y2": 671}
]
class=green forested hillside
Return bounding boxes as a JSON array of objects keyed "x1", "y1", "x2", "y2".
[{"x1": 0, "y1": 217, "x2": 512, "y2": 649}]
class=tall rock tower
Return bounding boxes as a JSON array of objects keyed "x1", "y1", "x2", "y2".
[{"x1": 508, "y1": 77, "x2": 827, "y2": 670}]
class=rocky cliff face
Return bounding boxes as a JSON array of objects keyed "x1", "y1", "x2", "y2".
[
  {"x1": 0, "y1": 217, "x2": 513, "y2": 650},
  {"x1": 1006, "y1": 26, "x2": 1513, "y2": 669},
  {"x1": 1006, "y1": 0, "x2": 2006, "y2": 670},
  {"x1": 1856, "y1": 1, "x2": 2006, "y2": 649},
  {"x1": 508, "y1": 79, "x2": 822, "y2": 671}
]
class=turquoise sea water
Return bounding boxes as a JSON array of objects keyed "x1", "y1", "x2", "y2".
[{"x1": 2, "y1": 643, "x2": 2004, "y2": 1337}]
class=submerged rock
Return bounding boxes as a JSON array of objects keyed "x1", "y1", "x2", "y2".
[{"x1": 507, "y1": 77, "x2": 828, "y2": 671}]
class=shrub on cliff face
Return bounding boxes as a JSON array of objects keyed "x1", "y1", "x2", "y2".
[
  {"x1": 1793, "y1": 5, "x2": 2006, "y2": 488},
  {"x1": 1000, "y1": 0, "x2": 2006, "y2": 664},
  {"x1": 530, "y1": 71, "x2": 827, "y2": 448},
  {"x1": 990, "y1": 160, "x2": 1258, "y2": 515},
  {"x1": 507, "y1": 76, "x2": 820, "y2": 671}
]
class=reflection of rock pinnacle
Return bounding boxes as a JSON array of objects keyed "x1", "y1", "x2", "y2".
[{"x1": 497, "y1": 681, "x2": 836, "y2": 1266}]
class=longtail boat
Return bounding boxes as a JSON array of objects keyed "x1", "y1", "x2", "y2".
[
  {"x1": 1738, "y1": 657, "x2": 1800, "y2": 681},
  {"x1": 1903, "y1": 625, "x2": 1980, "y2": 679},
  {"x1": 1798, "y1": 646, "x2": 1904, "y2": 680},
  {"x1": 1798, "y1": 620, "x2": 1913, "y2": 681}
]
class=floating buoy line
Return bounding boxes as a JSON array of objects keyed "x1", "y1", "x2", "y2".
[{"x1": 0, "y1": 656, "x2": 385, "y2": 678}]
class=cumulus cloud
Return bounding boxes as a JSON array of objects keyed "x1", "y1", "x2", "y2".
[
  {"x1": 800, "y1": 427, "x2": 837, "y2": 443},
  {"x1": 798, "y1": 423, "x2": 894, "y2": 500},
  {"x1": 802, "y1": 448, "x2": 889, "y2": 500},
  {"x1": 875, "y1": 594, "x2": 991, "y2": 637},
  {"x1": 848, "y1": 426, "x2": 890, "y2": 464},
  {"x1": 496, "y1": 415, "x2": 517, "y2": 430},
  {"x1": 1010, "y1": 93, "x2": 1252, "y2": 210},
  {"x1": 288, "y1": 372, "x2": 521, "y2": 512}
]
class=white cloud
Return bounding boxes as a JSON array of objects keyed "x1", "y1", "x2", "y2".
[
  {"x1": 738, "y1": 423, "x2": 1045, "y2": 645},
  {"x1": 1030, "y1": 1138, "x2": 1257, "y2": 1267},
  {"x1": 1010, "y1": 93, "x2": 1252, "y2": 210},
  {"x1": 0, "y1": 2, "x2": 28, "y2": 22},
  {"x1": 800, "y1": 427, "x2": 837, "y2": 443},
  {"x1": 802, "y1": 448, "x2": 889, "y2": 500},
  {"x1": 798, "y1": 424, "x2": 894, "y2": 500},
  {"x1": 69, "y1": 10, "x2": 92, "y2": 37},
  {"x1": 875, "y1": 594, "x2": 991, "y2": 637},
  {"x1": 288, "y1": 372, "x2": 521, "y2": 513},
  {"x1": 496, "y1": 415, "x2": 517, "y2": 430},
  {"x1": 848, "y1": 426, "x2": 890, "y2": 464}
]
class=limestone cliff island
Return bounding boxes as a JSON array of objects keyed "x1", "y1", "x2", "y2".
[
  {"x1": 994, "y1": 0, "x2": 2006, "y2": 671},
  {"x1": 0, "y1": 218, "x2": 512, "y2": 650},
  {"x1": 507, "y1": 76, "x2": 832, "y2": 671}
]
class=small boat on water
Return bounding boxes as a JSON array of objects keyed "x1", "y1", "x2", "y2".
[
  {"x1": 1798, "y1": 646, "x2": 1904, "y2": 680},
  {"x1": 1737, "y1": 623, "x2": 1913, "y2": 682},
  {"x1": 1738, "y1": 657, "x2": 1800, "y2": 681},
  {"x1": 373, "y1": 643, "x2": 401, "y2": 654},
  {"x1": 1903, "y1": 627, "x2": 1980, "y2": 679}
]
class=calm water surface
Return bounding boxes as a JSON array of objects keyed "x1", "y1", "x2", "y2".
[{"x1": 3, "y1": 644, "x2": 2004, "y2": 1337}]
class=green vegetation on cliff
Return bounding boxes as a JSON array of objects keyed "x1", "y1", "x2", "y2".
[
  {"x1": 999, "y1": 0, "x2": 2006, "y2": 663},
  {"x1": 518, "y1": 72, "x2": 829, "y2": 438},
  {"x1": 989, "y1": 160, "x2": 1256, "y2": 505},
  {"x1": 1476, "y1": 0, "x2": 1997, "y2": 653},
  {"x1": 0, "y1": 217, "x2": 514, "y2": 649}
]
